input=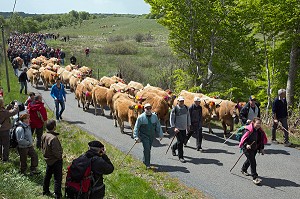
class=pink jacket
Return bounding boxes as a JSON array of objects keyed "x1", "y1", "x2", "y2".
[{"x1": 239, "y1": 123, "x2": 268, "y2": 148}]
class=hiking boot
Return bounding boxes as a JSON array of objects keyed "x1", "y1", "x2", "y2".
[
  {"x1": 43, "y1": 191, "x2": 53, "y2": 196},
  {"x1": 272, "y1": 140, "x2": 278, "y2": 144},
  {"x1": 146, "y1": 166, "x2": 151, "y2": 170},
  {"x1": 284, "y1": 142, "x2": 292, "y2": 147},
  {"x1": 253, "y1": 178, "x2": 262, "y2": 185},
  {"x1": 59, "y1": 115, "x2": 63, "y2": 120},
  {"x1": 197, "y1": 147, "x2": 203, "y2": 152},
  {"x1": 241, "y1": 170, "x2": 250, "y2": 176},
  {"x1": 179, "y1": 158, "x2": 186, "y2": 163}
]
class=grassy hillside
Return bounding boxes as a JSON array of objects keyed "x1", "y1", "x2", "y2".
[{"x1": 44, "y1": 16, "x2": 182, "y2": 89}]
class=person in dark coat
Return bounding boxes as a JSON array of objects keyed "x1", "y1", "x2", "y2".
[
  {"x1": 70, "y1": 55, "x2": 77, "y2": 65},
  {"x1": 272, "y1": 89, "x2": 291, "y2": 146},
  {"x1": 239, "y1": 117, "x2": 267, "y2": 185},
  {"x1": 240, "y1": 95, "x2": 261, "y2": 125},
  {"x1": 18, "y1": 68, "x2": 29, "y2": 94},
  {"x1": 185, "y1": 97, "x2": 203, "y2": 151},
  {"x1": 85, "y1": 141, "x2": 114, "y2": 199}
]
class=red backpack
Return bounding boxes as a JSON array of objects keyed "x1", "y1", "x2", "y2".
[{"x1": 65, "y1": 154, "x2": 94, "y2": 198}]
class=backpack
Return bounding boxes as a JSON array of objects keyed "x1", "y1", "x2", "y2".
[
  {"x1": 235, "y1": 126, "x2": 246, "y2": 141},
  {"x1": 65, "y1": 154, "x2": 94, "y2": 199},
  {"x1": 10, "y1": 123, "x2": 24, "y2": 148}
]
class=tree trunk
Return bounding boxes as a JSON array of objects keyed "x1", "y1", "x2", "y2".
[
  {"x1": 286, "y1": 40, "x2": 300, "y2": 108},
  {"x1": 200, "y1": 30, "x2": 215, "y2": 89}
]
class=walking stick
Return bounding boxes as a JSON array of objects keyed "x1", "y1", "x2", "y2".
[
  {"x1": 119, "y1": 141, "x2": 137, "y2": 167},
  {"x1": 165, "y1": 134, "x2": 176, "y2": 155},
  {"x1": 230, "y1": 141, "x2": 255, "y2": 172},
  {"x1": 223, "y1": 131, "x2": 237, "y2": 144}
]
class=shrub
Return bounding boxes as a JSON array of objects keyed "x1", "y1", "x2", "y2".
[
  {"x1": 134, "y1": 33, "x2": 144, "y2": 43},
  {"x1": 103, "y1": 42, "x2": 138, "y2": 55},
  {"x1": 108, "y1": 35, "x2": 124, "y2": 42}
]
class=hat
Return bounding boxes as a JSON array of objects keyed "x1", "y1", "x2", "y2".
[
  {"x1": 194, "y1": 97, "x2": 201, "y2": 102},
  {"x1": 249, "y1": 95, "x2": 256, "y2": 101},
  {"x1": 144, "y1": 103, "x2": 151, "y2": 108},
  {"x1": 177, "y1": 96, "x2": 185, "y2": 101},
  {"x1": 88, "y1": 141, "x2": 104, "y2": 148}
]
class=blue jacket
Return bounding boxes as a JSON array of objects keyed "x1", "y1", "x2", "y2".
[
  {"x1": 133, "y1": 112, "x2": 163, "y2": 139},
  {"x1": 50, "y1": 83, "x2": 66, "y2": 101}
]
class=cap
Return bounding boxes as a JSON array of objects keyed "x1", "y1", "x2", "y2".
[
  {"x1": 249, "y1": 95, "x2": 256, "y2": 101},
  {"x1": 194, "y1": 97, "x2": 201, "y2": 102},
  {"x1": 177, "y1": 96, "x2": 185, "y2": 101},
  {"x1": 88, "y1": 140, "x2": 104, "y2": 148},
  {"x1": 144, "y1": 103, "x2": 151, "y2": 108}
]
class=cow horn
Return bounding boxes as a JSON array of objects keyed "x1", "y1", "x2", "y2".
[{"x1": 217, "y1": 100, "x2": 222, "y2": 105}]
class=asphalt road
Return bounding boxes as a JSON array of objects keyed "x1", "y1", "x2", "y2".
[{"x1": 27, "y1": 82, "x2": 300, "y2": 199}]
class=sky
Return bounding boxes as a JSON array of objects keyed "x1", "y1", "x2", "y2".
[{"x1": 0, "y1": 0, "x2": 151, "y2": 15}]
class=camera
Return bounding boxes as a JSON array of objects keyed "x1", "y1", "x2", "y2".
[{"x1": 10, "y1": 100, "x2": 25, "y2": 112}]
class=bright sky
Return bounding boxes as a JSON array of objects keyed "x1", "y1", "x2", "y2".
[{"x1": 0, "y1": 0, "x2": 151, "y2": 15}]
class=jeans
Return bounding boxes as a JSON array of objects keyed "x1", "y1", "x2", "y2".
[
  {"x1": 43, "y1": 159, "x2": 63, "y2": 197},
  {"x1": 172, "y1": 130, "x2": 186, "y2": 159},
  {"x1": 60, "y1": 59, "x2": 64, "y2": 65},
  {"x1": 272, "y1": 117, "x2": 289, "y2": 143},
  {"x1": 14, "y1": 68, "x2": 18, "y2": 76},
  {"x1": 55, "y1": 100, "x2": 65, "y2": 120},
  {"x1": 20, "y1": 81, "x2": 27, "y2": 94},
  {"x1": 242, "y1": 149, "x2": 258, "y2": 180}
]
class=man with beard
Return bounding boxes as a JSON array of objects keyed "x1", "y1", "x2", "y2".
[{"x1": 133, "y1": 103, "x2": 163, "y2": 169}]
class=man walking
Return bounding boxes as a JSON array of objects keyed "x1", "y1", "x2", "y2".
[
  {"x1": 50, "y1": 78, "x2": 66, "y2": 121},
  {"x1": 170, "y1": 96, "x2": 191, "y2": 163},
  {"x1": 272, "y1": 89, "x2": 291, "y2": 146},
  {"x1": 18, "y1": 68, "x2": 29, "y2": 95},
  {"x1": 240, "y1": 95, "x2": 261, "y2": 125},
  {"x1": 133, "y1": 103, "x2": 164, "y2": 169},
  {"x1": 185, "y1": 97, "x2": 203, "y2": 151}
]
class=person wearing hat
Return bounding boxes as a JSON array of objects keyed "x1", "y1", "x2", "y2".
[
  {"x1": 41, "y1": 120, "x2": 63, "y2": 198},
  {"x1": 133, "y1": 103, "x2": 163, "y2": 169},
  {"x1": 272, "y1": 89, "x2": 291, "y2": 146},
  {"x1": 170, "y1": 96, "x2": 191, "y2": 163},
  {"x1": 240, "y1": 95, "x2": 261, "y2": 125},
  {"x1": 15, "y1": 113, "x2": 39, "y2": 175},
  {"x1": 50, "y1": 77, "x2": 66, "y2": 121},
  {"x1": 83, "y1": 140, "x2": 114, "y2": 199},
  {"x1": 185, "y1": 97, "x2": 203, "y2": 151}
]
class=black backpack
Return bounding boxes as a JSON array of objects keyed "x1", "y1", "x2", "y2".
[
  {"x1": 10, "y1": 122, "x2": 24, "y2": 148},
  {"x1": 65, "y1": 154, "x2": 95, "y2": 199}
]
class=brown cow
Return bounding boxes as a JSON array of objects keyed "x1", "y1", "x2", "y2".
[
  {"x1": 75, "y1": 82, "x2": 93, "y2": 110},
  {"x1": 26, "y1": 68, "x2": 41, "y2": 88},
  {"x1": 113, "y1": 98, "x2": 143, "y2": 137},
  {"x1": 216, "y1": 100, "x2": 240, "y2": 138},
  {"x1": 92, "y1": 86, "x2": 109, "y2": 116},
  {"x1": 41, "y1": 70, "x2": 58, "y2": 90}
]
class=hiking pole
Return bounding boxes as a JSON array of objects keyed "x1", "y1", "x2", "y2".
[
  {"x1": 165, "y1": 134, "x2": 176, "y2": 155},
  {"x1": 230, "y1": 141, "x2": 255, "y2": 173},
  {"x1": 223, "y1": 131, "x2": 237, "y2": 144},
  {"x1": 119, "y1": 141, "x2": 137, "y2": 167}
]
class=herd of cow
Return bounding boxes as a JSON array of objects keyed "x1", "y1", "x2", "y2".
[{"x1": 25, "y1": 55, "x2": 246, "y2": 138}]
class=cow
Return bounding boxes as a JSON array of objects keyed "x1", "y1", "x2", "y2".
[
  {"x1": 26, "y1": 68, "x2": 41, "y2": 88},
  {"x1": 99, "y1": 76, "x2": 118, "y2": 88},
  {"x1": 92, "y1": 86, "x2": 109, "y2": 116},
  {"x1": 75, "y1": 82, "x2": 93, "y2": 111},
  {"x1": 110, "y1": 82, "x2": 128, "y2": 92},
  {"x1": 113, "y1": 98, "x2": 144, "y2": 137},
  {"x1": 216, "y1": 100, "x2": 240, "y2": 138},
  {"x1": 69, "y1": 73, "x2": 84, "y2": 92},
  {"x1": 41, "y1": 70, "x2": 59, "y2": 90},
  {"x1": 78, "y1": 66, "x2": 93, "y2": 77},
  {"x1": 65, "y1": 64, "x2": 74, "y2": 72}
]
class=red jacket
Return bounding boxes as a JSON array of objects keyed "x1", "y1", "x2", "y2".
[{"x1": 29, "y1": 101, "x2": 47, "y2": 129}]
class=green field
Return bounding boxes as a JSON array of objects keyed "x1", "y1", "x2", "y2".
[{"x1": 44, "y1": 16, "x2": 179, "y2": 89}]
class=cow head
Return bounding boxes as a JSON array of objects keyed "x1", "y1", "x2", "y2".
[
  {"x1": 129, "y1": 104, "x2": 144, "y2": 116},
  {"x1": 203, "y1": 100, "x2": 218, "y2": 119},
  {"x1": 232, "y1": 103, "x2": 240, "y2": 124},
  {"x1": 135, "y1": 95, "x2": 147, "y2": 104}
]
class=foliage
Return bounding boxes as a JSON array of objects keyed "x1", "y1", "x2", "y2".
[{"x1": 102, "y1": 41, "x2": 138, "y2": 55}]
